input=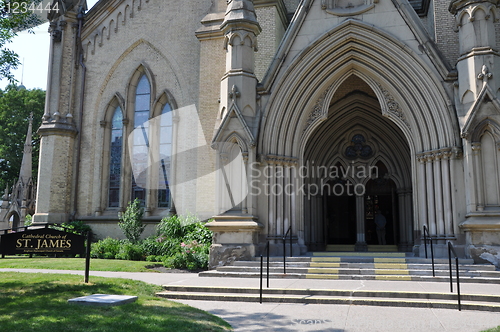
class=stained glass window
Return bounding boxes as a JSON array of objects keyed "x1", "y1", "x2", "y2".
[
  {"x1": 132, "y1": 75, "x2": 150, "y2": 206},
  {"x1": 108, "y1": 106, "x2": 123, "y2": 207},
  {"x1": 158, "y1": 103, "x2": 172, "y2": 207}
]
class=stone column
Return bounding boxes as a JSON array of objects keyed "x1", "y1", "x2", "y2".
[
  {"x1": 441, "y1": 149, "x2": 454, "y2": 236},
  {"x1": 33, "y1": 9, "x2": 79, "y2": 224},
  {"x1": 433, "y1": 152, "x2": 445, "y2": 236},
  {"x1": 425, "y1": 153, "x2": 436, "y2": 234},
  {"x1": 355, "y1": 194, "x2": 367, "y2": 251},
  {"x1": 472, "y1": 143, "x2": 484, "y2": 211},
  {"x1": 416, "y1": 155, "x2": 427, "y2": 242}
]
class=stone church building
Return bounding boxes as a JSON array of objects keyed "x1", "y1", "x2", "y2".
[{"x1": 34, "y1": 0, "x2": 500, "y2": 267}]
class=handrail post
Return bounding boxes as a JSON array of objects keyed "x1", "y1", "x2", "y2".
[
  {"x1": 260, "y1": 254, "x2": 263, "y2": 304},
  {"x1": 456, "y1": 256, "x2": 461, "y2": 311},
  {"x1": 266, "y1": 242, "x2": 269, "y2": 288},
  {"x1": 423, "y1": 225, "x2": 435, "y2": 277},
  {"x1": 448, "y1": 242, "x2": 462, "y2": 311},
  {"x1": 448, "y1": 242, "x2": 453, "y2": 293},
  {"x1": 283, "y1": 226, "x2": 291, "y2": 275},
  {"x1": 423, "y1": 225, "x2": 428, "y2": 259},
  {"x1": 430, "y1": 233, "x2": 435, "y2": 277},
  {"x1": 283, "y1": 236, "x2": 286, "y2": 274}
]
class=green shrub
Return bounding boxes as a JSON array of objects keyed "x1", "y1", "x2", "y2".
[
  {"x1": 140, "y1": 236, "x2": 180, "y2": 257},
  {"x1": 162, "y1": 239, "x2": 210, "y2": 270},
  {"x1": 118, "y1": 199, "x2": 145, "y2": 243},
  {"x1": 90, "y1": 237, "x2": 121, "y2": 259},
  {"x1": 156, "y1": 215, "x2": 184, "y2": 238},
  {"x1": 155, "y1": 215, "x2": 213, "y2": 270},
  {"x1": 115, "y1": 241, "x2": 144, "y2": 261}
]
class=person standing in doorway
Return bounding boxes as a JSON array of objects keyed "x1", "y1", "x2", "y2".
[{"x1": 374, "y1": 210, "x2": 387, "y2": 245}]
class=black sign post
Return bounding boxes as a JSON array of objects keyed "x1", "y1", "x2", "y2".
[{"x1": 0, "y1": 225, "x2": 91, "y2": 283}]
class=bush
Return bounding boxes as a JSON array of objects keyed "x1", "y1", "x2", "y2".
[
  {"x1": 162, "y1": 239, "x2": 210, "y2": 270},
  {"x1": 140, "y1": 236, "x2": 180, "y2": 257},
  {"x1": 115, "y1": 242, "x2": 144, "y2": 261},
  {"x1": 90, "y1": 237, "x2": 121, "y2": 259},
  {"x1": 118, "y1": 199, "x2": 145, "y2": 243}
]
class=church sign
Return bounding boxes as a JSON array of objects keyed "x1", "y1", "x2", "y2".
[
  {"x1": 0, "y1": 228, "x2": 85, "y2": 255},
  {"x1": 0, "y1": 225, "x2": 92, "y2": 283}
]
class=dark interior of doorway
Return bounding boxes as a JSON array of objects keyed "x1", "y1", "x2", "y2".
[
  {"x1": 365, "y1": 194, "x2": 398, "y2": 245},
  {"x1": 326, "y1": 195, "x2": 356, "y2": 244}
]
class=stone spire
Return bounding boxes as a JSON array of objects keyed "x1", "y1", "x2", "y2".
[
  {"x1": 221, "y1": 0, "x2": 260, "y2": 32},
  {"x1": 19, "y1": 113, "x2": 33, "y2": 184}
]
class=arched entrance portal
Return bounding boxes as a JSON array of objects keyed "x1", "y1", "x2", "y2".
[{"x1": 303, "y1": 75, "x2": 412, "y2": 251}]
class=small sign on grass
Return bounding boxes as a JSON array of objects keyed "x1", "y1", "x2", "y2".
[{"x1": 0, "y1": 224, "x2": 92, "y2": 283}]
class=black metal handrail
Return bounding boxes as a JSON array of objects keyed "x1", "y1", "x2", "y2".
[
  {"x1": 448, "y1": 242, "x2": 461, "y2": 311},
  {"x1": 260, "y1": 241, "x2": 270, "y2": 304},
  {"x1": 423, "y1": 225, "x2": 435, "y2": 277},
  {"x1": 283, "y1": 226, "x2": 292, "y2": 274}
]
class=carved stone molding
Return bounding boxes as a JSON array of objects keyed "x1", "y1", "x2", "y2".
[
  {"x1": 471, "y1": 142, "x2": 482, "y2": 152},
  {"x1": 417, "y1": 147, "x2": 461, "y2": 162},
  {"x1": 263, "y1": 154, "x2": 298, "y2": 166},
  {"x1": 378, "y1": 84, "x2": 411, "y2": 131},
  {"x1": 321, "y1": 0, "x2": 378, "y2": 16},
  {"x1": 304, "y1": 85, "x2": 333, "y2": 133}
]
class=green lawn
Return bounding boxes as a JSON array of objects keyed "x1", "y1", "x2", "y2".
[
  {"x1": 0, "y1": 272, "x2": 232, "y2": 332},
  {"x1": 0, "y1": 257, "x2": 156, "y2": 272}
]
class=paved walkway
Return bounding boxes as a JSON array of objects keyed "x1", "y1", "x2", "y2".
[{"x1": 1, "y1": 268, "x2": 500, "y2": 332}]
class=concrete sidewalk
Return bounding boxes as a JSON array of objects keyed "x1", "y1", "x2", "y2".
[{"x1": 2, "y1": 268, "x2": 500, "y2": 332}]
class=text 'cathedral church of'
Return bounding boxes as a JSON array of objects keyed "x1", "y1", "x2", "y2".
[{"x1": 32, "y1": 0, "x2": 500, "y2": 267}]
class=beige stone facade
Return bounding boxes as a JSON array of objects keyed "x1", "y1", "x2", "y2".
[{"x1": 35, "y1": 0, "x2": 500, "y2": 267}]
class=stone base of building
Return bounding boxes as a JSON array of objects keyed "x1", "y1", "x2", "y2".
[
  {"x1": 205, "y1": 213, "x2": 263, "y2": 268},
  {"x1": 461, "y1": 216, "x2": 500, "y2": 268}
]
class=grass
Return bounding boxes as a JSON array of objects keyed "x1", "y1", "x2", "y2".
[
  {"x1": 483, "y1": 328, "x2": 500, "y2": 332},
  {"x1": 0, "y1": 256, "x2": 157, "y2": 272},
  {"x1": 0, "y1": 272, "x2": 232, "y2": 332}
]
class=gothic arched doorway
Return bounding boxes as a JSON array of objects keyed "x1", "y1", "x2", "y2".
[{"x1": 303, "y1": 75, "x2": 412, "y2": 251}]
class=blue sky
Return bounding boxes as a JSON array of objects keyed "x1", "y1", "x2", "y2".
[{"x1": 0, "y1": 0, "x2": 100, "y2": 90}]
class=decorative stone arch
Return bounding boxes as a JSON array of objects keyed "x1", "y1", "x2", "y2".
[
  {"x1": 260, "y1": 20, "x2": 459, "y2": 158},
  {"x1": 152, "y1": 89, "x2": 178, "y2": 118},
  {"x1": 471, "y1": 118, "x2": 500, "y2": 143},
  {"x1": 126, "y1": 63, "x2": 156, "y2": 121},
  {"x1": 259, "y1": 19, "x2": 459, "y2": 249},
  {"x1": 224, "y1": 31, "x2": 258, "y2": 51},
  {"x1": 216, "y1": 132, "x2": 249, "y2": 214},
  {"x1": 98, "y1": 94, "x2": 126, "y2": 214}
]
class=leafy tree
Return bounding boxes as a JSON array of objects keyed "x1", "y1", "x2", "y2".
[
  {"x1": 118, "y1": 199, "x2": 146, "y2": 243},
  {"x1": 0, "y1": 84, "x2": 45, "y2": 192},
  {"x1": 0, "y1": 0, "x2": 44, "y2": 82}
]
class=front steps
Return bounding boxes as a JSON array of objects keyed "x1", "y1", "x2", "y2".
[
  {"x1": 199, "y1": 252, "x2": 500, "y2": 283},
  {"x1": 158, "y1": 252, "x2": 500, "y2": 311},
  {"x1": 157, "y1": 285, "x2": 500, "y2": 312}
]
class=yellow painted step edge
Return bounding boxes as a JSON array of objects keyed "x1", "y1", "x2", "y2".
[
  {"x1": 307, "y1": 268, "x2": 339, "y2": 274},
  {"x1": 305, "y1": 274, "x2": 340, "y2": 279}
]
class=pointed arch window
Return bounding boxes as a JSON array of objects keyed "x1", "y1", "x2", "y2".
[
  {"x1": 108, "y1": 106, "x2": 123, "y2": 207},
  {"x1": 158, "y1": 103, "x2": 172, "y2": 207},
  {"x1": 131, "y1": 75, "x2": 151, "y2": 206}
]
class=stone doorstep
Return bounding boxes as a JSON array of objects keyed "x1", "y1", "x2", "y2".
[
  {"x1": 68, "y1": 294, "x2": 138, "y2": 306},
  {"x1": 156, "y1": 291, "x2": 500, "y2": 312},
  {"x1": 161, "y1": 285, "x2": 500, "y2": 302},
  {"x1": 197, "y1": 271, "x2": 500, "y2": 283}
]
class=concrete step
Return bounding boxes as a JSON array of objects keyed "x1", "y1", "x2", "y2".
[
  {"x1": 232, "y1": 261, "x2": 496, "y2": 271},
  {"x1": 157, "y1": 285, "x2": 500, "y2": 312},
  {"x1": 256, "y1": 256, "x2": 476, "y2": 264},
  {"x1": 198, "y1": 271, "x2": 500, "y2": 283},
  {"x1": 213, "y1": 266, "x2": 500, "y2": 278},
  {"x1": 324, "y1": 245, "x2": 399, "y2": 252}
]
